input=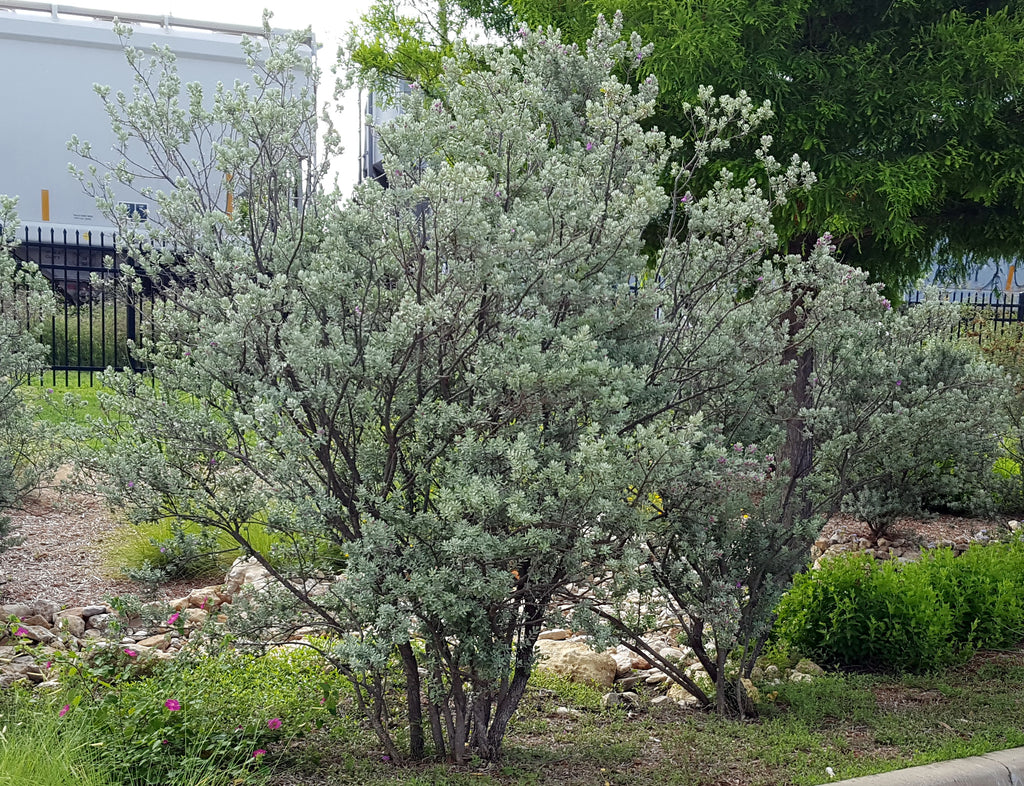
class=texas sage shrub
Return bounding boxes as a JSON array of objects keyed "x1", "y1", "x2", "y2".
[
  {"x1": 0, "y1": 197, "x2": 56, "y2": 553},
  {"x1": 69, "y1": 9, "x2": 1013, "y2": 760},
  {"x1": 812, "y1": 321, "x2": 1009, "y2": 539},
  {"x1": 76, "y1": 16, "x2": 665, "y2": 762},
  {"x1": 967, "y1": 317, "x2": 1024, "y2": 513}
]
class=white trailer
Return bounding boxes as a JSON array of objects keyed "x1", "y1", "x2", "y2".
[{"x1": 0, "y1": 1, "x2": 313, "y2": 252}]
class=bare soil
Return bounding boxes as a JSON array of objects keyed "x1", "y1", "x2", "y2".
[{"x1": 0, "y1": 484, "x2": 201, "y2": 608}]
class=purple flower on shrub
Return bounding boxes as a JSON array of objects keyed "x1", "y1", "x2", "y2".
[
  {"x1": 253, "y1": 749, "x2": 267, "y2": 758},
  {"x1": 124, "y1": 648, "x2": 137, "y2": 658},
  {"x1": 267, "y1": 718, "x2": 282, "y2": 730},
  {"x1": 164, "y1": 699, "x2": 180, "y2": 711},
  {"x1": 15, "y1": 627, "x2": 27, "y2": 637},
  {"x1": 58, "y1": 704, "x2": 70, "y2": 717}
]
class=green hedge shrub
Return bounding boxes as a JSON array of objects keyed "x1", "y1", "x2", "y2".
[{"x1": 774, "y1": 540, "x2": 1024, "y2": 673}]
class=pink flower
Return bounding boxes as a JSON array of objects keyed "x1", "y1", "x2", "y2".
[
  {"x1": 58, "y1": 704, "x2": 70, "y2": 717},
  {"x1": 15, "y1": 627, "x2": 27, "y2": 636},
  {"x1": 267, "y1": 718, "x2": 282, "y2": 730},
  {"x1": 253, "y1": 749, "x2": 267, "y2": 758},
  {"x1": 124, "y1": 648, "x2": 137, "y2": 658},
  {"x1": 166, "y1": 612, "x2": 180, "y2": 626},
  {"x1": 164, "y1": 699, "x2": 180, "y2": 711}
]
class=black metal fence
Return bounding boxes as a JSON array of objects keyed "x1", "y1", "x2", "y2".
[
  {"x1": 904, "y1": 290, "x2": 1024, "y2": 342},
  {"x1": 9, "y1": 228, "x2": 1024, "y2": 387},
  {"x1": 12, "y1": 227, "x2": 154, "y2": 386}
]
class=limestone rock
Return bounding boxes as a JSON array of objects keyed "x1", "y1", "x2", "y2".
[
  {"x1": 534, "y1": 640, "x2": 617, "y2": 688},
  {"x1": 86, "y1": 614, "x2": 113, "y2": 632},
  {"x1": 223, "y1": 557, "x2": 272, "y2": 596},
  {"x1": 740, "y1": 677, "x2": 760, "y2": 705},
  {"x1": 81, "y1": 606, "x2": 108, "y2": 618},
  {"x1": 538, "y1": 628, "x2": 572, "y2": 641},
  {"x1": 30, "y1": 600, "x2": 60, "y2": 620},
  {"x1": 658, "y1": 646, "x2": 689, "y2": 665},
  {"x1": 167, "y1": 597, "x2": 190, "y2": 612},
  {"x1": 2, "y1": 604, "x2": 31, "y2": 620},
  {"x1": 187, "y1": 586, "x2": 225, "y2": 609},
  {"x1": 137, "y1": 634, "x2": 171, "y2": 651},
  {"x1": 183, "y1": 609, "x2": 208, "y2": 627},
  {"x1": 53, "y1": 613, "x2": 85, "y2": 638},
  {"x1": 794, "y1": 658, "x2": 825, "y2": 677},
  {"x1": 15, "y1": 625, "x2": 55, "y2": 644},
  {"x1": 611, "y1": 651, "x2": 635, "y2": 678},
  {"x1": 667, "y1": 681, "x2": 701, "y2": 706}
]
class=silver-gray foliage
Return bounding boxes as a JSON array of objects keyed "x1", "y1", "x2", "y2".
[
  {"x1": 74, "y1": 12, "x2": 1011, "y2": 760},
  {"x1": 0, "y1": 198, "x2": 55, "y2": 553}
]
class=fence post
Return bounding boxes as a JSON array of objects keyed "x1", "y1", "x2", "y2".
[{"x1": 1017, "y1": 292, "x2": 1023, "y2": 323}]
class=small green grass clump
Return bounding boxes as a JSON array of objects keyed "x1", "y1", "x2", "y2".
[{"x1": 0, "y1": 686, "x2": 116, "y2": 786}]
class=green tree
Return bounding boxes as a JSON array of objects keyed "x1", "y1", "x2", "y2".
[{"x1": 436, "y1": 0, "x2": 1024, "y2": 296}]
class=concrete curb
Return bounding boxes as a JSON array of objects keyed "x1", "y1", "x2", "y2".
[{"x1": 826, "y1": 746, "x2": 1024, "y2": 785}]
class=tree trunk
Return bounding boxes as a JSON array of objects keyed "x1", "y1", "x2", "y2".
[
  {"x1": 397, "y1": 641, "x2": 425, "y2": 759},
  {"x1": 780, "y1": 285, "x2": 816, "y2": 532}
]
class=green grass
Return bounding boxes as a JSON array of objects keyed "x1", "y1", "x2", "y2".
[
  {"x1": 0, "y1": 688, "x2": 116, "y2": 786},
  {"x1": 252, "y1": 648, "x2": 1024, "y2": 786},
  {"x1": 19, "y1": 381, "x2": 109, "y2": 427},
  {"x1": 104, "y1": 515, "x2": 286, "y2": 581}
]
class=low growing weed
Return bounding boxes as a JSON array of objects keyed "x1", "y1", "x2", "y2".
[{"x1": 55, "y1": 641, "x2": 353, "y2": 786}]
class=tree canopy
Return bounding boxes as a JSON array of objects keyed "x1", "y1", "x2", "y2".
[{"x1": 371, "y1": 0, "x2": 1024, "y2": 295}]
